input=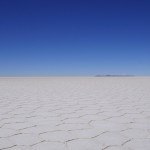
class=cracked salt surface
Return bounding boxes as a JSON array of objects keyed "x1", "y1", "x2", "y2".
[{"x1": 0, "y1": 77, "x2": 150, "y2": 150}]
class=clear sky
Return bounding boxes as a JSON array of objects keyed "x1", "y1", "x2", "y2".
[{"x1": 0, "y1": 0, "x2": 150, "y2": 76}]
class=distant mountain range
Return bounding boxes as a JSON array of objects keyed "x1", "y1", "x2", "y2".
[{"x1": 95, "y1": 75, "x2": 134, "y2": 77}]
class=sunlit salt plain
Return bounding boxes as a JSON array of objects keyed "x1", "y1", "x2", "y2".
[{"x1": 0, "y1": 77, "x2": 150, "y2": 150}]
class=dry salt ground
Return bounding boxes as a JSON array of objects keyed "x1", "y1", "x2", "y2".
[{"x1": 0, "y1": 77, "x2": 150, "y2": 150}]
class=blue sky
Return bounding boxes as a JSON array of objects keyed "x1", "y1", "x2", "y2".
[{"x1": 0, "y1": 0, "x2": 150, "y2": 76}]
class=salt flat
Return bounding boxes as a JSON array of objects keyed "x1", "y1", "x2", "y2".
[{"x1": 0, "y1": 77, "x2": 150, "y2": 150}]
